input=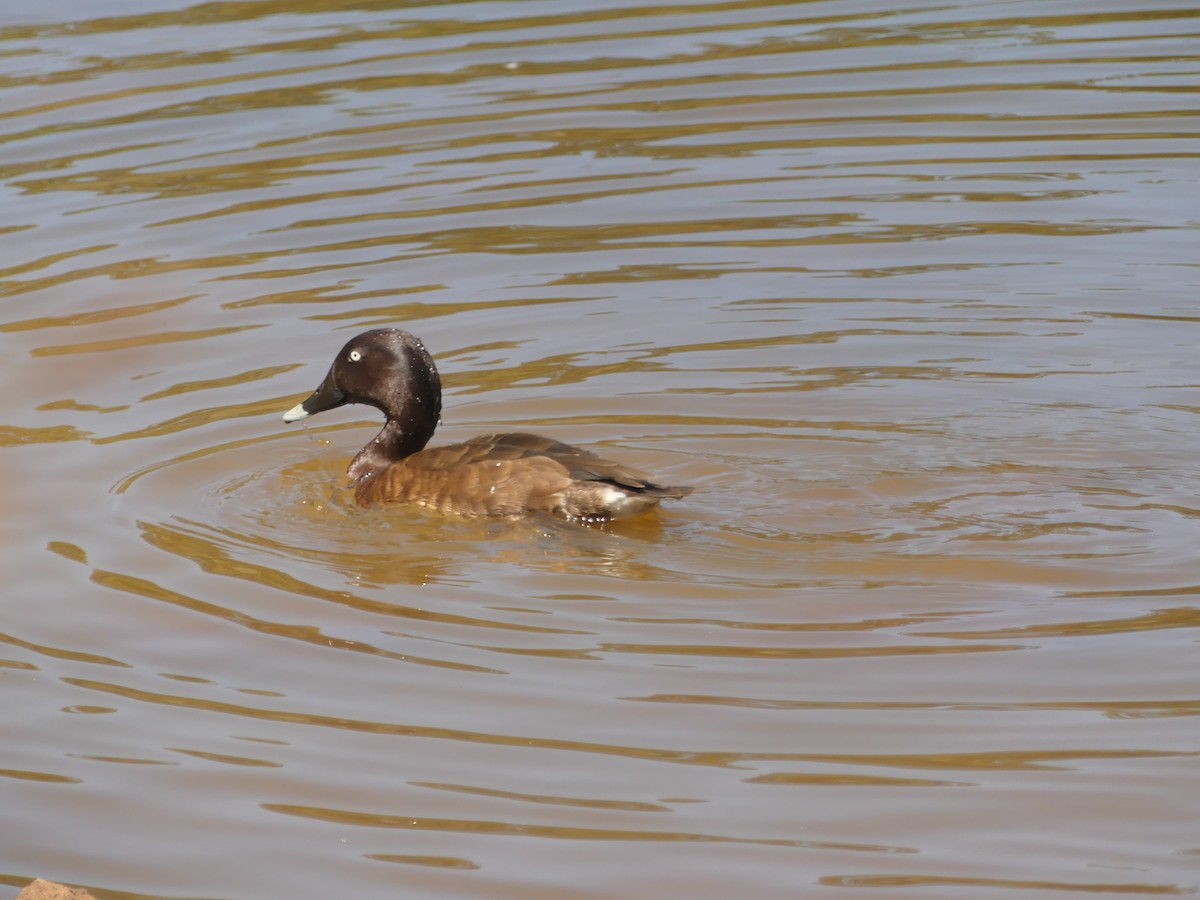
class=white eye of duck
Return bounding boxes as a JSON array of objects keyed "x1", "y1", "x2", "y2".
[{"x1": 348, "y1": 349, "x2": 363, "y2": 362}]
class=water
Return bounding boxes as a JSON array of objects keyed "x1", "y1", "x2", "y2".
[{"x1": 2, "y1": 1, "x2": 1198, "y2": 897}]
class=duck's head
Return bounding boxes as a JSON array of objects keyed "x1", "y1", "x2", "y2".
[{"x1": 282, "y1": 328, "x2": 442, "y2": 427}]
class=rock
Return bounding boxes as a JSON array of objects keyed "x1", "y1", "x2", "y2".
[{"x1": 16, "y1": 880, "x2": 99, "y2": 900}]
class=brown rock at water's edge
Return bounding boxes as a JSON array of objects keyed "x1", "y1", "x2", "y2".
[{"x1": 16, "y1": 880, "x2": 99, "y2": 900}]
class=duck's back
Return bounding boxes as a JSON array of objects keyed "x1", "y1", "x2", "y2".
[{"x1": 355, "y1": 432, "x2": 691, "y2": 520}]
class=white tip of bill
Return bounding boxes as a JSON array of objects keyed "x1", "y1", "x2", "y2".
[{"x1": 282, "y1": 403, "x2": 310, "y2": 423}]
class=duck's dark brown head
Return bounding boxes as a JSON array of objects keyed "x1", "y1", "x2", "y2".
[{"x1": 283, "y1": 329, "x2": 443, "y2": 464}]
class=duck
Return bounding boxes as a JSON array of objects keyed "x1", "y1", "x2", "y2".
[{"x1": 282, "y1": 328, "x2": 692, "y2": 521}]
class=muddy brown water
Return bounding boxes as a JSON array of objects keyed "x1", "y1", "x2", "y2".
[{"x1": 2, "y1": 1, "x2": 1198, "y2": 898}]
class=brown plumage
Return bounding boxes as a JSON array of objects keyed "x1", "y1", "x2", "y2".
[{"x1": 282, "y1": 329, "x2": 692, "y2": 521}]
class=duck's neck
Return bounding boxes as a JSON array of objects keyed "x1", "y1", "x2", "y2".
[{"x1": 347, "y1": 411, "x2": 437, "y2": 484}]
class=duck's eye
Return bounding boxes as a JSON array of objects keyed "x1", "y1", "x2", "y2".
[{"x1": 348, "y1": 349, "x2": 363, "y2": 362}]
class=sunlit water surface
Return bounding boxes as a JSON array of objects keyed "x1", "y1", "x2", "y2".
[{"x1": 2, "y1": 1, "x2": 1198, "y2": 898}]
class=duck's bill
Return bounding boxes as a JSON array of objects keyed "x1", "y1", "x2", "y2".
[
  {"x1": 281, "y1": 402, "x2": 312, "y2": 423},
  {"x1": 282, "y1": 370, "x2": 345, "y2": 423}
]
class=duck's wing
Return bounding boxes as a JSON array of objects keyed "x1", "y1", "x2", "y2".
[
  {"x1": 457, "y1": 433, "x2": 692, "y2": 498},
  {"x1": 354, "y1": 433, "x2": 572, "y2": 516}
]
